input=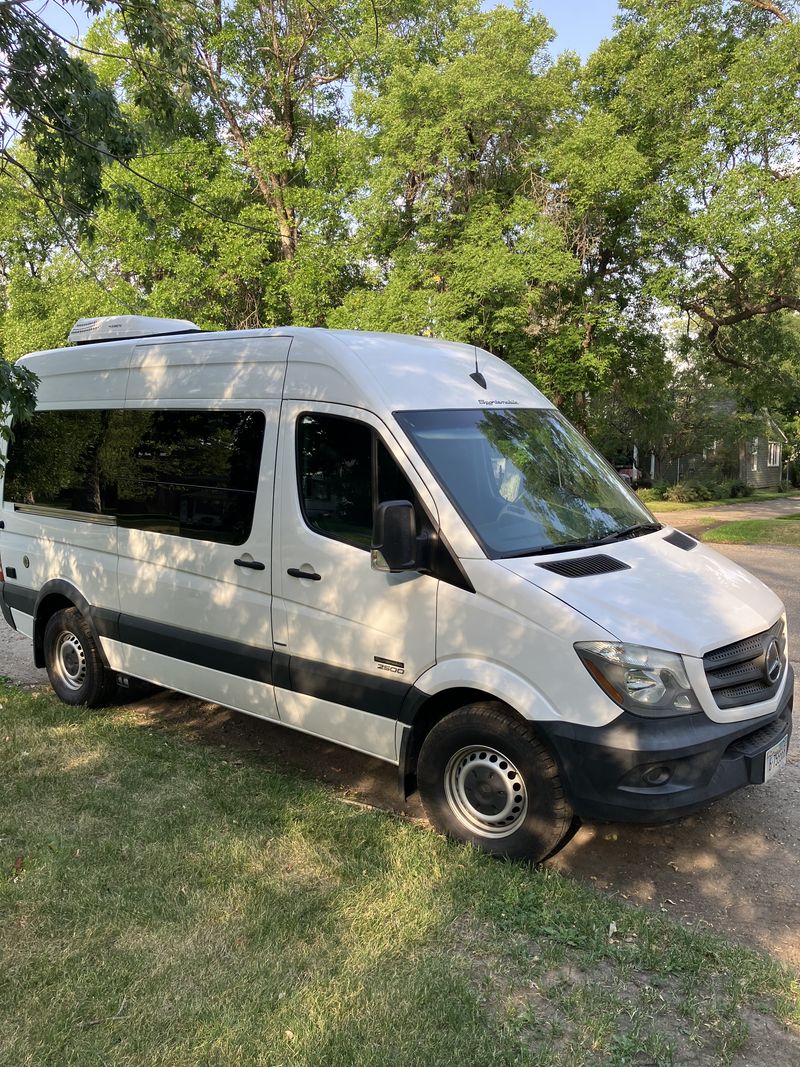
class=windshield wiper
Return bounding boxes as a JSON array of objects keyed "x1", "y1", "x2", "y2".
[
  {"x1": 500, "y1": 522, "x2": 663, "y2": 559},
  {"x1": 505, "y1": 538, "x2": 605, "y2": 558},
  {"x1": 595, "y1": 522, "x2": 662, "y2": 545}
]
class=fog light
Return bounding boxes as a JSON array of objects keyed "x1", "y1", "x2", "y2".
[{"x1": 642, "y1": 765, "x2": 672, "y2": 786}]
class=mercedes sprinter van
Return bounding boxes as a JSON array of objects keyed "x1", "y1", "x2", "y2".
[{"x1": 0, "y1": 316, "x2": 792, "y2": 860}]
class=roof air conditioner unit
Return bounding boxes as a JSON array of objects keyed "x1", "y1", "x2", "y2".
[{"x1": 68, "y1": 315, "x2": 201, "y2": 346}]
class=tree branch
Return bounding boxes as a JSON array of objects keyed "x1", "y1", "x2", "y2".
[{"x1": 744, "y1": 0, "x2": 792, "y2": 23}]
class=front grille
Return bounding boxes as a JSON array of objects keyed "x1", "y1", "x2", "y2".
[{"x1": 703, "y1": 620, "x2": 786, "y2": 709}]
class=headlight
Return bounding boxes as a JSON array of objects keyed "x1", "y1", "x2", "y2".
[{"x1": 575, "y1": 641, "x2": 700, "y2": 717}]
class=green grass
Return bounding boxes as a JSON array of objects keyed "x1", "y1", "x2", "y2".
[
  {"x1": 649, "y1": 490, "x2": 800, "y2": 513},
  {"x1": 703, "y1": 513, "x2": 800, "y2": 545},
  {"x1": 2, "y1": 685, "x2": 800, "y2": 1066}
]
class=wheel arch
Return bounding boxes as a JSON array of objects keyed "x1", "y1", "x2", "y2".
[
  {"x1": 398, "y1": 686, "x2": 530, "y2": 798},
  {"x1": 398, "y1": 659, "x2": 563, "y2": 798},
  {"x1": 33, "y1": 580, "x2": 113, "y2": 669}
]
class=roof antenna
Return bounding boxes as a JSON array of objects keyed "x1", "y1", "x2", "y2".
[{"x1": 470, "y1": 345, "x2": 487, "y2": 389}]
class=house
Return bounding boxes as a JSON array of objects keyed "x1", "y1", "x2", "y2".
[
  {"x1": 739, "y1": 413, "x2": 787, "y2": 490},
  {"x1": 646, "y1": 408, "x2": 786, "y2": 489}
]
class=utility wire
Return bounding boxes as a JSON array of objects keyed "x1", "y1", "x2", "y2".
[
  {"x1": 4, "y1": 86, "x2": 287, "y2": 239},
  {"x1": 3, "y1": 156, "x2": 143, "y2": 312},
  {"x1": 2, "y1": 0, "x2": 383, "y2": 242}
]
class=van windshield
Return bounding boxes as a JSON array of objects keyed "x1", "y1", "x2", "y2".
[{"x1": 395, "y1": 407, "x2": 658, "y2": 558}]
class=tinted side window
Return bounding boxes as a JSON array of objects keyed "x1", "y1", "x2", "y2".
[
  {"x1": 4, "y1": 410, "x2": 123, "y2": 515},
  {"x1": 297, "y1": 414, "x2": 423, "y2": 550},
  {"x1": 4, "y1": 409, "x2": 265, "y2": 546},
  {"x1": 377, "y1": 439, "x2": 416, "y2": 507},
  {"x1": 115, "y1": 410, "x2": 265, "y2": 545},
  {"x1": 298, "y1": 414, "x2": 373, "y2": 548}
]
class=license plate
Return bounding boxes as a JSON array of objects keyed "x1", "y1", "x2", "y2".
[{"x1": 764, "y1": 735, "x2": 789, "y2": 782}]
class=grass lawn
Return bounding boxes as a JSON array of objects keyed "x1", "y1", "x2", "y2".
[
  {"x1": 649, "y1": 490, "x2": 800, "y2": 513},
  {"x1": 2, "y1": 685, "x2": 800, "y2": 1066},
  {"x1": 703, "y1": 514, "x2": 800, "y2": 545}
]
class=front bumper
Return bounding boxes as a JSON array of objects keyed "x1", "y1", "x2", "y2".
[{"x1": 538, "y1": 667, "x2": 794, "y2": 824}]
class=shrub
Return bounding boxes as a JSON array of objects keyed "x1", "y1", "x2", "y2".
[
  {"x1": 725, "y1": 479, "x2": 753, "y2": 498},
  {"x1": 664, "y1": 480, "x2": 716, "y2": 503},
  {"x1": 636, "y1": 481, "x2": 668, "y2": 503}
]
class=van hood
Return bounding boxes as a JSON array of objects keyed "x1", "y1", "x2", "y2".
[{"x1": 497, "y1": 529, "x2": 784, "y2": 657}]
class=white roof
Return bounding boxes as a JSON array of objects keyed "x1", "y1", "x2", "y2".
[{"x1": 21, "y1": 324, "x2": 553, "y2": 413}]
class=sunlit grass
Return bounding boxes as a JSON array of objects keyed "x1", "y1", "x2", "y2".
[
  {"x1": 1, "y1": 684, "x2": 799, "y2": 1066},
  {"x1": 703, "y1": 514, "x2": 800, "y2": 545}
]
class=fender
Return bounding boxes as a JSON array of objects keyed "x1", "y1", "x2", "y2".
[
  {"x1": 412, "y1": 656, "x2": 561, "y2": 723},
  {"x1": 395, "y1": 659, "x2": 562, "y2": 798},
  {"x1": 32, "y1": 579, "x2": 119, "y2": 669}
]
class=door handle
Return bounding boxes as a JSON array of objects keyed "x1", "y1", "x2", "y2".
[
  {"x1": 287, "y1": 567, "x2": 322, "y2": 581},
  {"x1": 234, "y1": 558, "x2": 266, "y2": 571}
]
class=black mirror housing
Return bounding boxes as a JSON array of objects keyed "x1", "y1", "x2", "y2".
[{"x1": 371, "y1": 500, "x2": 417, "y2": 572}]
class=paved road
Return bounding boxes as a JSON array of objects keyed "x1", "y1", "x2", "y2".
[{"x1": 2, "y1": 515, "x2": 800, "y2": 964}]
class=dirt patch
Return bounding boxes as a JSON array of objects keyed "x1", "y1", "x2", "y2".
[
  {"x1": 447, "y1": 915, "x2": 800, "y2": 1066},
  {"x1": 0, "y1": 626, "x2": 47, "y2": 686}
]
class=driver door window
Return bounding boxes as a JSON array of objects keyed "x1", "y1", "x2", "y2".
[{"x1": 297, "y1": 413, "x2": 422, "y2": 548}]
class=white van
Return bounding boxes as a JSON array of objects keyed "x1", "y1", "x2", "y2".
[{"x1": 0, "y1": 316, "x2": 792, "y2": 860}]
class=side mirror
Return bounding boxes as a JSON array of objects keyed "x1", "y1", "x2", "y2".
[{"x1": 371, "y1": 500, "x2": 417, "y2": 572}]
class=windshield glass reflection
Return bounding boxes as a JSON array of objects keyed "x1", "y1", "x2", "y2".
[{"x1": 396, "y1": 408, "x2": 657, "y2": 557}]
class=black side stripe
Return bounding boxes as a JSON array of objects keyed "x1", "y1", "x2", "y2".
[
  {"x1": 115, "y1": 614, "x2": 416, "y2": 718},
  {"x1": 117, "y1": 614, "x2": 274, "y2": 685},
  {"x1": 6, "y1": 588, "x2": 421, "y2": 723},
  {"x1": 2, "y1": 582, "x2": 36, "y2": 617},
  {"x1": 289, "y1": 656, "x2": 410, "y2": 719},
  {"x1": 0, "y1": 582, "x2": 21, "y2": 630}
]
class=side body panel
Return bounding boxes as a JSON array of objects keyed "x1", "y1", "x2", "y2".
[
  {"x1": 110, "y1": 337, "x2": 290, "y2": 719},
  {"x1": 427, "y1": 560, "x2": 620, "y2": 728}
]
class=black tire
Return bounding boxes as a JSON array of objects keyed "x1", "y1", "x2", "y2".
[
  {"x1": 43, "y1": 607, "x2": 116, "y2": 707},
  {"x1": 417, "y1": 702, "x2": 573, "y2": 862}
]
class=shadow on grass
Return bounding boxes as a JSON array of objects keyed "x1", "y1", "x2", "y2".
[{"x1": 2, "y1": 686, "x2": 800, "y2": 1066}]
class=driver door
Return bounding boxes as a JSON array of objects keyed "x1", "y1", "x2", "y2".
[{"x1": 272, "y1": 402, "x2": 438, "y2": 761}]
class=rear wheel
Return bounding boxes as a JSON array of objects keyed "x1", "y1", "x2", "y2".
[
  {"x1": 43, "y1": 607, "x2": 116, "y2": 707},
  {"x1": 417, "y1": 702, "x2": 573, "y2": 862}
]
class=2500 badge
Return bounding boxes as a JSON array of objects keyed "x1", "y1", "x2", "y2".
[{"x1": 374, "y1": 656, "x2": 405, "y2": 675}]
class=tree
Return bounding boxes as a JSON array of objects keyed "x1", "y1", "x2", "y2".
[
  {"x1": 85, "y1": 0, "x2": 425, "y2": 322},
  {"x1": 0, "y1": 2, "x2": 138, "y2": 226},
  {"x1": 0, "y1": 361, "x2": 38, "y2": 471},
  {"x1": 585, "y1": 0, "x2": 800, "y2": 369}
]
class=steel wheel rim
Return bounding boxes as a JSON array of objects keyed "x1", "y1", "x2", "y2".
[
  {"x1": 444, "y1": 745, "x2": 528, "y2": 838},
  {"x1": 54, "y1": 631, "x2": 87, "y2": 691}
]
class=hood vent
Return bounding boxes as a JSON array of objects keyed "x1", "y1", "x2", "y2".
[
  {"x1": 663, "y1": 530, "x2": 697, "y2": 551},
  {"x1": 536, "y1": 554, "x2": 631, "y2": 578}
]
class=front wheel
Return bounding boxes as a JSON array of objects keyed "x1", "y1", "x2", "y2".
[
  {"x1": 417, "y1": 702, "x2": 574, "y2": 862},
  {"x1": 43, "y1": 607, "x2": 116, "y2": 707}
]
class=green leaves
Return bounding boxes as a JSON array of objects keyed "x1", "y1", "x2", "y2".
[
  {"x1": 0, "y1": 0, "x2": 798, "y2": 450},
  {"x1": 0, "y1": 3, "x2": 138, "y2": 224},
  {"x1": 0, "y1": 361, "x2": 38, "y2": 462}
]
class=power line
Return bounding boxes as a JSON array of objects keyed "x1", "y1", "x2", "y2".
[
  {"x1": 3, "y1": 155, "x2": 143, "y2": 312},
  {"x1": 2, "y1": 0, "x2": 382, "y2": 242},
  {"x1": 3, "y1": 84, "x2": 288, "y2": 240}
]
